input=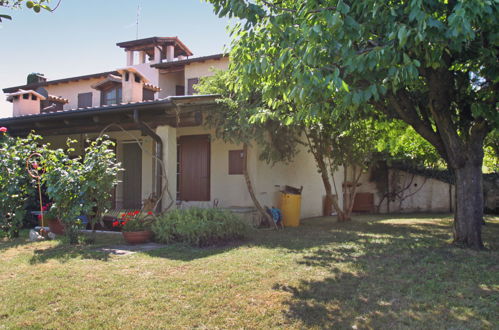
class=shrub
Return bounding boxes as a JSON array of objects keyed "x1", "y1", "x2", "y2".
[
  {"x1": 0, "y1": 131, "x2": 41, "y2": 238},
  {"x1": 113, "y1": 211, "x2": 155, "y2": 232},
  {"x1": 152, "y1": 208, "x2": 252, "y2": 247}
]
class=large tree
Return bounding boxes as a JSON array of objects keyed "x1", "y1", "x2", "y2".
[{"x1": 207, "y1": 0, "x2": 498, "y2": 249}]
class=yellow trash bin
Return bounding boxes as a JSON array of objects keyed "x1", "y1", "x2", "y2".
[{"x1": 279, "y1": 192, "x2": 302, "y2": 227}]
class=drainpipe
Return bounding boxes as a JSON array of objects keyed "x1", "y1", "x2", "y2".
[{"x1": 133, "y1": 109, "x2": 163, "y2": 212}]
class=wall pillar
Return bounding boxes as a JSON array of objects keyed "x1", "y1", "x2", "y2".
[
  {"x1": 138, "y1": 51, "x2": 146, "y2": 64},
  {"x1": 156, "y1": 125, "x2": 177, "y2": 211},
  {"x1": 126, "y1": 50, "x2": 134, "y2": 66},
  {"x1": 154, "y1": 46, "x2": 162, "y2": 64},
  {"x1": 166, "y1": 45, "x2": 174, "y2": 61}
]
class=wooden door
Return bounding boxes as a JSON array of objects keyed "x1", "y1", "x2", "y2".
[
  {"x1": 178, "y1": 135, "x2": 210, "y2": 201},
  {"x1": 123, "y1": 143, "x2": 142, "y2": 209}
]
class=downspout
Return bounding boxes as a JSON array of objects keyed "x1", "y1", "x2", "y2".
[{"x1": 133, "y1": 109, "x2": 163, "y2": 212}]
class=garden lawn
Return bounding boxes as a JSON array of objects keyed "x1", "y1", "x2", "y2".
[{"x1": 0, "y1": 214, "x2": 498, "y2": 329}]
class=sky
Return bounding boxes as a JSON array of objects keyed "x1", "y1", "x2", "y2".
[{"x1": 0, "y1": 0, "x2": 231, "y2": 118}]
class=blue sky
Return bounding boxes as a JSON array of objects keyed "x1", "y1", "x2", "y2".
[{"x1": 0, "y1": 0, "x2": 231, "y2": 118}]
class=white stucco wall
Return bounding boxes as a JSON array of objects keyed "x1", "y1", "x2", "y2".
[{"x1": 357, "y1": 167, "x2": 455, "y2": 213}]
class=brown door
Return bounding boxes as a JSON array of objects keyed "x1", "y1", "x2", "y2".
[
  {"x1": 123, "y1": 142, "x2": 142, "y2": 209},
  {"x1": 178, "y1": 135, "x2": 210, "y2": 201}
]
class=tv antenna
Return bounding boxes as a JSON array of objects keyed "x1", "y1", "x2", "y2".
[{"x1": 136, "y1": 2, "x2": 141, "y2": 39}]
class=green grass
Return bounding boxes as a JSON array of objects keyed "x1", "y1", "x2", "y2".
[{"x1": 0, "y1": 214, "x2": 498, "y2": 329}]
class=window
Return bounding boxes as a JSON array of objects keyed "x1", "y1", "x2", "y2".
[
  {"x1": 228, "y1": 150, "x2": 244, "y2": 175},
  {"x1": 101, "y1": 86, "x2": 122, "y2": 106},
  {"x1": 78, "y1": 92, "x2": 93, "y2": 108},
  {"x1": 187, "y1": 78, "x2": 199, "y2": 95},
  {"x1": 23, "y1": 94, "x2": 29, "y2": 99},
  {"x1": 31, "y1": 94, "x2": 37, "y2": 100}
]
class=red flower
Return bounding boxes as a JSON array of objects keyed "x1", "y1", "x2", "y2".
[
  {"x1": 37, "y1": 215, "x2": 42, "y2": 220},
  {"x1": 112, "y1": 221, "x2": 119, "y2": 227},
  {"x1": 32, "y1": 162, "x2": 39, "y2": 169},
  {"x1": 134, "y1": 210, "x2": 140, "y2": 215},
  {"x1": 147, "y1": 211, "x2": 153, "y2": 215},
  {"x1": 0, "y1": 127, "x2": 7, "y2": 133},
  {"x1": 127, "y1": 212, "x2": 133, "y2": 216}
]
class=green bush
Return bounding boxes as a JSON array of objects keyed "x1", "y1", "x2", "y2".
[{"x1": 152, "y1": 208, "x2": 252, "y2": 247}]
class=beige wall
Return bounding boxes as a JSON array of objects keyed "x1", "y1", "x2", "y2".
[
  {"x1": 44, "y1": 78, "x2": 103, "y2": 110},
  {"x1": 184, "y1": 57, "x2": 229, "y2": 93},
  {"x1": 357, "y1": 167, "x2": 454, "y2": 213},
  {"x1": 158, "y1": 71, "x2": 184, "y2": 98},
  {"x1": 158, "y1": 124, "x2": 331, "y2": 218}
]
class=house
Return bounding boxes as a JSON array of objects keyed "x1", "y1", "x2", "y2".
[{"x1": 0, "y1": 36, "x2": 454, "y2": 219}]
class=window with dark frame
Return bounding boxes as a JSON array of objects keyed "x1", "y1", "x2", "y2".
[
  {"x1": 187, "y1": 78, "x2": 199, "y2": 95},
  {"x1": 101, "y1": 86, "x2": 122, "y2": 106},
  {"x1": 77, "y1": 92, "x2": 93, "y2": 108},
  {"x1": 228, "y1": 150, "x2": 245, "y2": 175}
]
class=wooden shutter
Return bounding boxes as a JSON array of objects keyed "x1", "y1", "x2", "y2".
[
  {"x1": 77, "y1": 92, "x2": 93, "y2": 108},
  {"x1": 187, "y1": 78, "x2": 199, "y2": 95},
  {"x1": 178, "y1": 135, "x2": 210, "y2": 201},
  {"x1": 123, "y1": 143, "x2": 142, "y2": 209},
  {"x1": 228, "y1": 150, "x2": 244, "y2": 175}
]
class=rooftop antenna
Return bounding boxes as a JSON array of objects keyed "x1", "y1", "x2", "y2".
[{"x1": 136, "y1": 2, "x2": 141, "y2": 39}]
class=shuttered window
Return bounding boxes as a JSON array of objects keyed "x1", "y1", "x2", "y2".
[
  {"x1": 228, "y1": 150, "x2": 244, "y2": 175},
  {"x1": 78, "y1": 92, "x2": 93, "y2": 108}
]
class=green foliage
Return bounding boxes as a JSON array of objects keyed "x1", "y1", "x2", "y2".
[
  {"x1": 207, "y1": 0, "x2": 498, "y2": 162},
  {"x1": 198, "y1": 70, "x2": 301, "y2": 165},
  {"x1": 80, "y1": 137, "x2": 122, "y2": 230},
  {"x1": 0, "y1": 0, "x2": 54, "y2": 21},
  {"x1": 375, "y1": 120, "x2": 443, "y2": 168},
  {"x1": 41, "y1": 136, "x2": 121, "y2": 244},
  {"x1": 41, "y1": 140, "x2": 85, "y2": 244},
  {"x1": 152, "y1": 208, "x2": 252, "y2": 247},
  {"x1": 0, "y1": 131, "x2": 40, "y2": 238}
]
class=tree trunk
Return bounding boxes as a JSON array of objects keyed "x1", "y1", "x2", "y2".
[
  {"x1": 242, "y1": 143, "x2": 276, "y2": 228},
  {"x1": 453, "y1": 163, "x2": 485, "y2": 250}
]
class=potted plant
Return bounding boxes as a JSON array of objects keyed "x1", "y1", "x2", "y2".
[{"x1": 114, "y1": 211, "x2": 155, "y2": 244}]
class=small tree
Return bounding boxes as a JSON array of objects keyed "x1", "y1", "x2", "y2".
[
  {"x1": 305, "y1": 116, "x2": 380, "y2": 221},
  {"x1": 197, "y1": 70, "x2": 301, "y2": 227},
  {"x1": 80, "y1": 136, "x2": 122, "y2": 238},
  {"x1": 0, "y1": 130, "x2": 41, "y2": 238},
  {"x1": 41, "y1": 140, "x2": 85, "y2": 244}
]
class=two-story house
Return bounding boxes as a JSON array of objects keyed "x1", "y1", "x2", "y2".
[{"x1": 0, "y1": 36, "x2": 334, "y2": 219}]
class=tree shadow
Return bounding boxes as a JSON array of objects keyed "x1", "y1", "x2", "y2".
[
  {"x1": 273, "y1": 219, "x2": 499, "y2": 328},
  {"x1": 28, "y1": 243, "x2": 114, "y2": 264}
]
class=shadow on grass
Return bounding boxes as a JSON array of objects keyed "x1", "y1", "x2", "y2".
[
  {"x1": 28, "y1": 233, "x2": 124, "y2": 264},
  {"x1": 0, "y1": 230, "x2": 35, "y2": 252},
  {"x1": 273, "y1": 219, "x2": 499, "y2": 328}
]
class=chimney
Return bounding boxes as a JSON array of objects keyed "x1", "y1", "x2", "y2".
[
  {"x1": 120, "y1": 69, "x2": 144, "y2": 103},
  {"x1": 7, "y1": 90, "x2": 45, "y2": 117},
  {"x1": 27, "y1": 73, "x2": 46, "y2": 85}
]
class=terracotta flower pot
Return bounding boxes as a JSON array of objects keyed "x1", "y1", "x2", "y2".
[
  {"x1": 47, "y1": 218, "x2": 65, "y2": 235},
  {"x1": 122, "y1": 230, "x2": 153, "y2": 244}
]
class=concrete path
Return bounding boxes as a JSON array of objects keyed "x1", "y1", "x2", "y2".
[{"x1": 95, "y1": 243, "x2": 166, "y2": 256}]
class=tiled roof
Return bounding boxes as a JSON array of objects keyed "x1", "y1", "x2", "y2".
[
  {"x1": 47, "y1": 95, "x2": 69, "y2": 104},
  {"x1": 0, "y1": 95, "x2": 219, "y2": 122},
  {"x1": 151, "y1": 53, "x2": 227, "y2": 69},
  {"x1": 5, "y1": 89, "x2": 46, "y2": 102}
]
